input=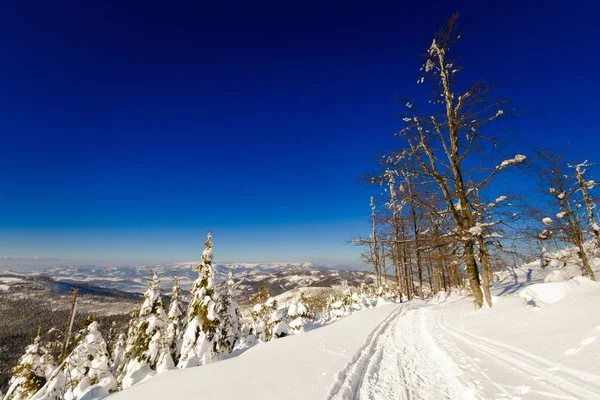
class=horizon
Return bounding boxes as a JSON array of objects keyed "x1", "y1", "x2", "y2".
[
  {"x1": 0, "y1": 254, "x2": 368, "y2": 272},
  {"x1": 1, "y1": 1, "x2": 599, "y2": 267}
]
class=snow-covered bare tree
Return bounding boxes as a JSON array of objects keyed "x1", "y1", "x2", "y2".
[
  {"x1": 389, "y1": 14, "x2": 525, "y2": 307},
  {"x1": 537, "y1": 151, "x2": 596, "y2": 280},
  {"x1": 571, "y1": 161, "x2": 600, "y2": 248}
]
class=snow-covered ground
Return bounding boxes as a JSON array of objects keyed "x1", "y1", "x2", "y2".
[
  {"x1": 110, "y1": 248, "x2": 600, "y2": 400},
  {"x1": 0, "y1": 276, "x2": 24, "y2": 291},
  {"x1": 109, "y1": 304, "x2": 400, "y2": 400}
]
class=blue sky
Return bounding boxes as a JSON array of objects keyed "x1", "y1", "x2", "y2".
[{"x1": 1, "y1": 1, "x2": 599, "y2": 268}]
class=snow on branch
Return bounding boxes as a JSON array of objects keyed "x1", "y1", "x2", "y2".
[{"x1": 497, "y1": 154, "x2": 526, "y2": 170}]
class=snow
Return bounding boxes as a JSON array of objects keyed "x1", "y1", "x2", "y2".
[
  {"x1": 498, "y1": 154, "x2": 527, "y2": 169},
  {"x1": 109, "y1": 305, "x2": 399, "y2": 400},
  {"x1": 468, "y1": 225, "x2": 483, "y2": 236},
  {"x1": 110, "y1": 244, "x2": 600, "y2": 400},
  {"x1": 518, "y1": 276, "x2": 598, "y2": 306},
  {"x1": 0, "y1": 276, "x2": 24, "y2": 291}
]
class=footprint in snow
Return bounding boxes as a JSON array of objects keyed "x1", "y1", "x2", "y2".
[
  {"x1": 517, "y1": 385, "x2": 530, "y2": 395},
  {"x1": 564, "y1": 335, "x2": 597, "y2": 356},
  {"x1": 564, "y1": 347, "x2": 581, "y2": 356},
  {"x1": 580, "y1": 336, "x2": 597, "y2": 346}
]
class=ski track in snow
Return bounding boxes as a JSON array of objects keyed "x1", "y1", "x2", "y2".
[
  {"x1": 432, "y1": 312, "x2": 600, "y2": 400},
  {"x1": 328, "y1": 303, "x2": 472, "y2": 400},
  {"x1": 329, "y1": 302, "x2": 600, "y2": 400}
]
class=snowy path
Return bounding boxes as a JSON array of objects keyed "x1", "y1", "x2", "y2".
[
  {"x1": 329, "y1": 303, "x2": 473, "y2": 400},
  {"x1": 330, "y1": 298, "x2": 600, "y2": 400},
  {"x1": 111, "y1": 291, "x2": 600, "y2": 400}
]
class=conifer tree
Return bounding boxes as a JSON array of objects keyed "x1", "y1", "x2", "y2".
[
  {"x1": 120, "y1": 271, "x2": 167, "y2": 388},
  {"x1": 109, "y1": 333, "x2": 127, "y2": 377},
  {"x1": 288, "y1": 293, "x2": 312, "y2": 335},
  {"x1": 264, "y1": 297, "x2": 288, "y2": 340},
  {"x1": 157, "y1": 277, "x2": 186, "y2": 371},
  {"x1": 4, "y1": 330, "x2": 54, "y2": 400},
  {"x1": 214, "y1": 272, "x2": 242, "y2": 357},
  {"x1": 33, "y1": 321, "x2": 116, "y2": 400},
  {"x1": 178, "y1": 232, "x2": 220, "y2": 368},
  {"x1": 250, "y1": 302, "x2": 268, "y2": 342}
]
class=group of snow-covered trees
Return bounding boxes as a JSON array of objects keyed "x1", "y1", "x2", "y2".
[
  {"x1": 356, "y1": 14, "x2": 599, "y2": 309},
  {"x1": 4, "y1": 319, "x2": 117, "y2": 400},
  {"x1": 249, "y1": 292, "x2": 314, "y2": 342},
  {"x1": 5, "y1": 231, "x2": 403, "y2": 399},
  {"x1": 4, "y1": 232, "x2": 242, "y2": 399},
  {"x1": 325, "y1": 284, "x2": 397, "y2": 320}
]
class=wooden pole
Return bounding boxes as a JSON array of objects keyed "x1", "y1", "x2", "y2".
[{"x1": 61, "y1": 288, "x2": 78, "y2": 360}]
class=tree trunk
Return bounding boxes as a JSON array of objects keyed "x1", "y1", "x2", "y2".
[
  {"x1": 575, "y1": 236, "x2": 596, "y2": 281},
  {"x1": 477, "y1": 239, "x2": 493, "y2": 307},
  {"x1": 464, "y1": 241, "x2": 484, "y2": 308}
]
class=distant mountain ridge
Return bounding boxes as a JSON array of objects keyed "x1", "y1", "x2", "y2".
[{"x1": 25, "y1": 262, "x2": 375, "y2": 303}]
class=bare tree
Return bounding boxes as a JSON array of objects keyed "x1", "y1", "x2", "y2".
[
  {"x1": 571, "y1": 161, "x2": 600, "y2": 248},
  {"x1": 391, "y1": 14, "x2": 525, "y2": 307},
  {"x1": 538, "y1": 151, "x2": 596, "y2": 280}
]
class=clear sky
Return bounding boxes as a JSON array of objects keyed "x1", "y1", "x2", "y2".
[{"x1": 1, "y1": 0, "x2": 599, "y2": 268}]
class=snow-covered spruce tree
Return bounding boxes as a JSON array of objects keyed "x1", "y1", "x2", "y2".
[
  {"x1": 120, "y1": 271, "x2": 167, "y2": 388},
  {"x1": 178, "y1": 232, "x2": 220, "y2": 368},
  {"x1": 4, "y1": 330, "x2": 54, "y2": 400},
  {"x1": 287, "y1": 293, "x2": 313, "y2": 335},
  {"x1": 214, "y1": 272, "x2": 242, "y2": 357},
  {"x1": 250, "y1": 297, "x2": 288, "y2": 341},
  {"x1": 110, "y1": 333, "x2": 127, "y2": 377},
  {"x1": 326, "y1": 286, "x2": 347, "y2": 320},
  {"x1": 156, "y1": 277, "x2": 186, "y2": 372},
  {"x1": 33, "y1": 321, "x2": 116, "y2": 400},
  {"x1": 250, "y1": 302, "x2": 268, "y2": 342},
  {"x1": 264, "y1": 297, "x2": 289, "y2": 340},
  {"x1": 113, "y1": 305, "x2": 137, "y2": 387}
]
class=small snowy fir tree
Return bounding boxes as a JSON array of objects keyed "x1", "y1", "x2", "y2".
[
  {"x1": 33, "y1": 321, "x2": 116, "y2": 400},
  {"x1": 178, "y1": 232, "x2": 220, "y2": 368},
  {"x1": 4, "y1": 330, "x2": 54, "y2": 400},
  {"x1": 120, "y1": 271, "x2": 167, "y2": 389},
  {"x1": 214, "y1": 272, "x2": 242, "y2": 357},
  {"x1": 109, "y1": 333, "x2": 127, "y2": 377},
  {"x1": 157, "y1": 277, "x2": 186, "y2": 372},
  {"x1": 287, "y1": 293, "x2": 312, "y2": 335},
  {"x1": 250, "y1": 302, "x2": 268, "y2": 342},
  {"x1": 257, "y1": 297, "x2": 288, "y2": 341}
]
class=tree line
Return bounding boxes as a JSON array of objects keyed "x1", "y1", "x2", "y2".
[{"x1": 354, "y1": 14, "x2": 599, "y2": 309}]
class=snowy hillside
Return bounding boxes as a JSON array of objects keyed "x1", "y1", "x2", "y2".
[
  {"x1": 109, "y1": 304, "x2": 400, "y2": 400},
  {"x1": 109, "y1": 246, "x2": 600, "y2": 400},
  {"x1": 26, "y1": 262, "x2": 375, "y2": 304}
]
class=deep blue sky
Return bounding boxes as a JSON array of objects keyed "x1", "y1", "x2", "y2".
[{"x1": 1, "y1": 1, "x2": 599, "y2": 268}]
